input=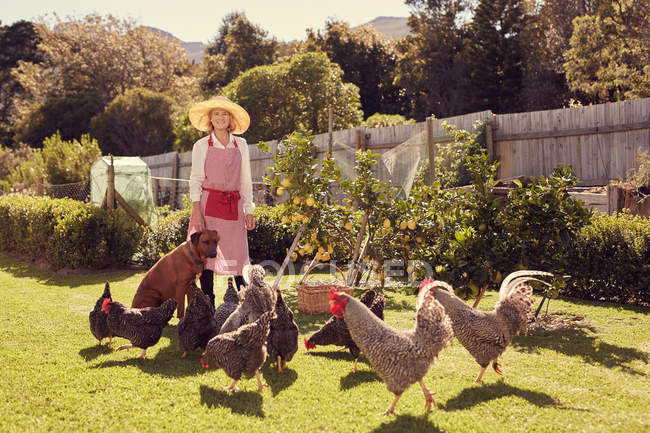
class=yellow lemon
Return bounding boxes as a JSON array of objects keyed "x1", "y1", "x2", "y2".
[
  {"x1": 407, "y1": 220, "x2": 416, "y2": 230},
  {"x1": 383, "y1": 218, "x2": 391, "y2": 228},
  {"x1": 406, "y1": 265, "x2": 414, "y2": 273},
  {"x1": 311, "y1": 232, "x2": 317, "y2": 241},
  {"x1": 302, "y1": 215, "x2": 310, "y2": 224},
  {"x1": 322, "y1": 252, "x2": 330, "y2": 261},
  {"x1": 327, "y1": 245, "x2": 333, "y2": 254},
  {"x1": 293, "y1": 196, "x2": 302, "y2": 205},
  {"x1": 469, "y1": 281, "x2": 480, "y2": 297},
  {"x1": 344, "y1": 222, "x2": 353, "y2": 231},
  {"x1": 281, "y1": 177, "x2": 291, "y2": 187},
  {"x1": 281, "y1": 216, "x2": 289, "y2": 224},
  {"x1": 399, "y1": 221, "x2": 407, "y2": 230},
  {"x1": 318, "y1": 246, "x2": 325, "y2": 254},
  {"x1": 276, "y1": 187, "x2": 285, "y2": 196},
  {"x1": 305, "y1": 197, "x2": 315, "y2": 207},
  {"x1": 314, "y1": 252, "x2": 322, "y2": 261}
]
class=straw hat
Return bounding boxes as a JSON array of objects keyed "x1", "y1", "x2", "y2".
[{"x1": 189, "y1": 96, "x2": 250, "y2": 134}]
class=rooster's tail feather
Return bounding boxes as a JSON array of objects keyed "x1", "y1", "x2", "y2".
[{"x1": 498, "y1": 270, "x2": 553, "y2": 301}]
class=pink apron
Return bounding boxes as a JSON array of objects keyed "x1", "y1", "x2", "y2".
[{"x1": 188, "y1": 134, "x2": 250, "y2": 275}]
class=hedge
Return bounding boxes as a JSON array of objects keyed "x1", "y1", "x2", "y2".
[
  {"x1": 0, "y1": 195, "x2": 143, "y2": 269},
  {"x1": 565, "y1": 212, "x2": 650, "y2": 305}
]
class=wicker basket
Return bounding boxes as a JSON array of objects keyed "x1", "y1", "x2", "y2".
[{"x1": 296, "y1": 263, "x2": 353, "y2": 314}]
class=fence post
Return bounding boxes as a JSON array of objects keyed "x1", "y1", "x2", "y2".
[
  {"x1": 169, "y1": 152, "x2": 179, "y2": 210},
  {"x1": 426, "y1": 117, "x2": 435, "y2": 185},
  {"x1": 486, "y1": 120, "x2": 494, "y2": 161},
  {"x1": 106, "y1": 155, "x2": 115, "y2": 209}
]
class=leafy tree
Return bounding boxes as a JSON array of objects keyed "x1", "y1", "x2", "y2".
[
  {"x1": 11, "y1": 13, "x2": 191, "y2": 143},
  {"x1": 395, "y1": 0, "x2": 472, "y2": 120},
  {"x1": 12, "y1": 92, "x2": 103, "y2": 147},
  {"x1": 306, "y1": 19, "x2": 405, "y2": 117},
  {"x1": 362, "y1": 113, "x2": 415, "y2": 128},
  {"x1": 466, "y1": 0, "x2": 528, "y2": 113},
  {"x1": 90, "y1": 88, "x2": 175, "y2": 156},
  {"x1": 563, "y1": 0, "x2": 650, "y2": 101},
  {"x1": 222, "y1": 52, "x2": 363, "y2": 143},
  {"x1": 201, "y1": 12, "x2": 277, "y2": 94},
  {"x1": 40, "y1": 132, "x2": 101, "y2": 184},
  {"x1": 0, "y1": 20, "x2": 42, "y2": 146}
]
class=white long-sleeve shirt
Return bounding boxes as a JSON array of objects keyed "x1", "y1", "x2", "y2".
[{"x1": 189, "y1": 132, "x2": 255, "y2": 215}]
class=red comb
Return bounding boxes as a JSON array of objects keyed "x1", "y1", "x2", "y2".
[
  {"x1": 419, "y1": 277, "x2": 434, "y2": 292},
  {"x1": 328, "y1": 288, "x2": 339, "y2": 299},
  {"x1": 304, "y1": 338, "x2": 309, "y2": 350},
  {"x1": 101, "y1": 298, "x2": 111, "y2": 312}
]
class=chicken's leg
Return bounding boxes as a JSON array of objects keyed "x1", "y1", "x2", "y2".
[
  {"x1": 475, "y1": 365, "x2": 488, "y2": 382},
  {"x1": 277, "y1": 355, "x2": 283, "y2": 373},
  {"x1": 226, "y1": 379, "x2": 239, "y2": 392},
  {"x1": 255, "y1": 369, "x2": 267, "y2": 391},
  {"x1": 108, "y1": 337, "x2": 113, "y2": 348},
  {"x1": 117, "y1": 344, "x2": 133, "y2": 351},
  {"x1": 383, "y1": 393, "x2": 402, "y2": 415},
  {"x1": 419, "y1": 379, "x2": 437, "y2": 411},
  {"x1": 181, "y1": 351, "x2": 188, "y2": 358},
  {"x1": 353, "y1": 357, "x2": 358, "y2": 372},
  {"x1": 139, "y1": 349, "x2": 147, "y2": 358},
  {"x1": 492, "y1": 360, "x2": 503, "y2": 375}
]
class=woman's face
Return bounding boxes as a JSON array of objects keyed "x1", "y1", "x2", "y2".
[{"x1": 210, "y1": 109, "x2": 231, "y2": 132}]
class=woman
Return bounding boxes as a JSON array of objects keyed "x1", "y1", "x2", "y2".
[{"x1": 187, "y1": 96, "x2": 255, "y2": 305}]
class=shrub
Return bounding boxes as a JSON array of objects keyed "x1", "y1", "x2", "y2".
[
  {"x1": 0, "y1": 195, "x2": 143, "y2": 269},
  {"x1": 565, "y1": 212, "x2": 650, "y2": 305},
  {"x1": 247, "y1": 205, "x2": 296, "y2": 264},
  {"x1": 135, "y1": 207, "x2": 191, "y2": 266},
  {"x1": 41, "y1": 132, "x2": 101, "y2": 185}
]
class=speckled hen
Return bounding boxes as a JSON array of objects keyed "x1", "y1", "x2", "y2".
[
  {"x1": 305, "y1": 289, "x2": 384, "y2": 371},
  {"x1": 421, "y1": 270, "x2": 552, "y2": 382},
  {"x1": 178, "y1": 282, "x2": 218, "y2": 357},
  {"x1": 201, "y1": 310, "x2": 274, "y2": 391},
  {"x1": 329, "y1": 285, "x2": 453, "y2": 415},
  {"x1": 219, "y1": 265, "x2": 276, "y2": 334},
  {"x1": 102, "y1": 297, "x2": 177, "y2": 358},
  {"x1": 89, "y1": 282, "x2": 114, "y2": 346},
  {"x1": 267, "y1": 290, "x2": 299, "y2": 372},
  {"x1": 214, "y1": 277, "x2": 240, "y2": 333}
]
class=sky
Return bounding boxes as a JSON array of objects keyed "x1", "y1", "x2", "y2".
[{"x1": 0, "y1": 0, "x2": 413, "y2": 43}]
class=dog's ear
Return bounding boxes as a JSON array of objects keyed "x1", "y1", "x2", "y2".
[{"x1": 190, "y1": 231, "x2": 201, "y2": 247}]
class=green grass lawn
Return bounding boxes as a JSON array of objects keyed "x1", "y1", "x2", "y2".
[{"x1": 1, "y1": 253, "x2": 648, "y2": 433}]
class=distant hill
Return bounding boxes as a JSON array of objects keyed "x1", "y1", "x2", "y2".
[
  {"x1": 354, "y1": 16, "x2": 411, "y2": 40},
  {"x1": 143, "y1": 26, "x2": 206, "y2": 63}
]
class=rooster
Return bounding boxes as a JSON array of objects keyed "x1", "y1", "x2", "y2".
[
  {"x1": 329, "y1": 285, "x2": 453, "y2": 415},
  {"x1": 178, "y1": 282, "x2": 218, "y2": 357},
  {"x1": 89, "y1": 282, "x2": 114, "y2": 346},
  {"x1": 305, "y1": 289, "x2": 384, "y2": 372},
  {"x1": 201, "y1": 310, "x2": 274, "y2": 392},
  {"x1": 267, "y1": 290, "x2": 299, "y2": 373},
  {"x1": 219, "y1": 265, "x2": 276, "y2": 334},
  {"x1": 420, "y1": 270, "x2": 552, "y2": 382},
  {"x1": 102, "y1": 297, "x2": 177, "y2": 359},
  {"x1": 214, "y1": 277, "x2": 240, "y2": 333}
]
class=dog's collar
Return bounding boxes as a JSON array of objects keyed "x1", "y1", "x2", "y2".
[{"x1": 186, "y1": 241, "x2": 204, "y2": 266}]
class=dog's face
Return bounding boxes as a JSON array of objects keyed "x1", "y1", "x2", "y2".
[{"x1": 191, "y1": 230, "x2": 219, "y2": 259}]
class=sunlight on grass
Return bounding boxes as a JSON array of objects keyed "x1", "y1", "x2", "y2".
[{"x1": 0, "y1": 254, "x2": 648, "y2": 433}]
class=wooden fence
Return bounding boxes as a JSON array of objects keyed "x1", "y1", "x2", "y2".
[{"x1": 142, "y1": 98, "x2": 649, "y2": 210}]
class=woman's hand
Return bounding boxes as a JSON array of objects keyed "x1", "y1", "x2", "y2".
[
  {"x1": 192, "y1": 202, "x2": 205, "y2": 232},
  {"x1": 244, "y1": 213, "x2": 255, "y2": 230}
]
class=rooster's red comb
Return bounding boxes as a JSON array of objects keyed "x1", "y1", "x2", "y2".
[
  {"x1": 419, "y1": 277, "x2": 435, "y2": 292},
  {"x1": 328, "y1": 288, "x2": 339, "y2": 299},
  {"x1": 304, "y1": 338, "x2": 309, "y2": 350},
  {"x1": 200, "y1": 356, "x2": 209, "y2": 368}
]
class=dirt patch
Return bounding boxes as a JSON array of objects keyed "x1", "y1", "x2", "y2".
[{"x1": 528, "y1": 314, "x2": 593, "y2": 333}]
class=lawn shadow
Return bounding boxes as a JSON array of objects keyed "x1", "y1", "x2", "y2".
[
  {"x1": 441, "y1": 381, "x2": 562, "y2": 411},
  {"x1": 260, "y1": 361, "x2": 298, "y2": 397},
  {"x1": 0, "y1": 253, "x2": 141, "y2": 288},
  {"x1": 78, "y1": 343, "x2": 112, "y2": 361},
  {"x1": 305, "y1": 350, "x2": 371, "y2": 368},
  {"x1": 339, "y1": 369, "x2": 381, "y2": 390},
  {"x1": 370, "y1": 414, "x2": 444, "y2": 433},
  {"x1": 514, "y1": 327, "x2": 649, "y2": 376},
  {"x1": 199, "y1": 384, "x2": 264, "y2": 418}
]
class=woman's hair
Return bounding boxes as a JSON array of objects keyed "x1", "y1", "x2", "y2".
[{"x1": 208, "y1": 109, "x2": 234, "y2": 133}]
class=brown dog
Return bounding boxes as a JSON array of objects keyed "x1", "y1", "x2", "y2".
[{"x1": 131, "y1": 230, "x2": 219, "y2": 319}]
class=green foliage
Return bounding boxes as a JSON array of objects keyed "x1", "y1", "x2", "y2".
[
  {"x1": 135, "y1": 207, "x2": 191, "y2": 266},
  {"x1": 362, "y1": 113, "x2": 415, "y2": 128},
  {"x1": 247, "y1": 205, "x2": 297, "y2": 264},
  {"x1": 201, "y1": 12, "x2": 277, "y2": 93},
  {"x1": 563, "y1": 0, "x2": 650, "y2": 101},
  {"x1": 499, "y1": 165, "x2": 593, "y2": 275},
  {"x1": 434, "y1": 122, "x2": 486, "y2": 188},
  {"x1": 625, "y1": 148, "x2": 650, "y2": 190},
  {"x1": 90, "y1": 88, "x2": 175, "y2": 156},
  {"x1": 306, "y1": 19, "x2": 405, "y2": 116},
  {"x1": 41, "y1": 132, "x2": 101, "y2": 184},
  {"x1": 0, "y1": 20, "x2": 42, "y2": 146},
  {"x1": 172, "y1": 105, "x2": 204, "y2": 152},
  {"x1": 222, "y1": 52, "x2": 364, "y2": 143},
  {"x1": 12, "y1": 92, "x2": 104, "y2": 147},
  {"x1": 0, "y1": 195, "x2": 143, "y2": 269},
  {"x1": 566, "y1": 212, "x2": 650, "y2": 304}
]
